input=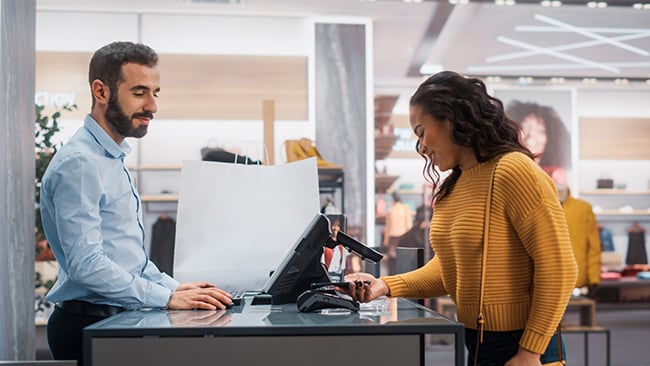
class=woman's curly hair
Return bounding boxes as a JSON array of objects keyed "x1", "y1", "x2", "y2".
[{"x1": 409, "y1": 71, "x2": 533, "y2": 203}]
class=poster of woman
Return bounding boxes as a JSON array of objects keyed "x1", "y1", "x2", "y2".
[{"x1": 494, "y1": 88, "x2": 576, "y2": 188}]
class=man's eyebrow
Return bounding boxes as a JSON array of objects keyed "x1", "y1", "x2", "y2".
[{"x1": 129, "y1": 85, "x2": 160, "y2": 93}]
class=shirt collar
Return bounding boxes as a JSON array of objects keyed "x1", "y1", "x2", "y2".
[{"x1": 84, "y1": 114, "x2": 132, "y2": 158}]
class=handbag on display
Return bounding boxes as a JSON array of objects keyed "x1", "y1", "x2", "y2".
[{"x1": 596, "y1": 178, "x2": 614, "y2": 189}]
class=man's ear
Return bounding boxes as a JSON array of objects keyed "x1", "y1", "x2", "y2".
[{"x1": 91, "y1": 79, "x2": 110, "y2": 105}]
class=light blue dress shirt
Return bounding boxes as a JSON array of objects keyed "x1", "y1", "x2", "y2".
[{"x1": 41, "y1": 115, "x2": 179, "y2": 309}]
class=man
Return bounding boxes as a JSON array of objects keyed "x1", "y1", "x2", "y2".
[
  {"x1": 40, "y1": 41, "x2": 232, "y2": 364},
  {"x1": 381, "y1": 192, "x2": 413, "y2": 275}
]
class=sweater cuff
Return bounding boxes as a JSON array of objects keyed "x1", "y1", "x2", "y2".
[
  {"x1": 380, "y1": 275, "x2": 410, "y2": 297},
  {"x1": 519, "y1": 328, "x2": 551, "y2": 355}
]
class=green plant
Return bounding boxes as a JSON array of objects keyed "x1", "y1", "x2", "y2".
[
  {"x1": 34, "y1": 103, "x2": 76, "y2": 314},
  {"x1": 34, "y1": 104, "x2": 76, "y2": 256}
]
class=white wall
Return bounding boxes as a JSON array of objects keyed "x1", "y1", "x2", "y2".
[
  {"x1": 36, "y1": 10, "x2": 318, "y2": 252},
  {"x1": 577, "y1": 89, "x2": 650, "y2": 262}
]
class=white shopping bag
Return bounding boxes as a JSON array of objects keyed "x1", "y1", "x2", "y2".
[{"x1": 173, "y1": 158, "x2": 320, "y2": 291}]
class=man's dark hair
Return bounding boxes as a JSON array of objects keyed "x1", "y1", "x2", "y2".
[{"x1": 88, "y1": 41, "x2": 158, "y2": 107}]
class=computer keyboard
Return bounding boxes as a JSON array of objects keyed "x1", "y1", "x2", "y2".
[{"x1": 229, "y1": 290, "x2": 246, "y2": 306}]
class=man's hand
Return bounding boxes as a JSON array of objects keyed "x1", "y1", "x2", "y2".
[
  {"x1": 167, "y1": 283, "x2": 232, "y2": 310},
  {"x1": 176, "y1": 282, "x2": 218, "y2": 291}
]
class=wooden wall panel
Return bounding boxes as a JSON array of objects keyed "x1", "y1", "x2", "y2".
[
  {"x1": 36, "y1": 52, "x2": 308, "y2": 120},
  {"x1": 580, "y1": 117, "x2": 650, "y2": 160},
  {"x1": 157, "y1": 54, "x2": 307, "y2": 120},
  {"x1": 35, "y1": 52, "x2": 91, "y2": 118}
]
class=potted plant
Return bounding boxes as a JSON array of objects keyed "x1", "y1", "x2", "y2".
[{"x1": 34, "y1": 103, "x2": 76, "y2": 320}]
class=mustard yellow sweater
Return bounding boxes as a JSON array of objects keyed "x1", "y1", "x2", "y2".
[
  {"x1": 562, "y1": 195, "x2": 601, "y2": 287},
  {"x1": 382, "y1": 152, "x2": 578, "y2": 354}
]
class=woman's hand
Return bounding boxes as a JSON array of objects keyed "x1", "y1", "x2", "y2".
[
  {"x1": 340, "y1": 272, "x2": 389, "y2": 303},
  {"x1": 504, "y1": 347, "x2": 542, "y2": 366}
]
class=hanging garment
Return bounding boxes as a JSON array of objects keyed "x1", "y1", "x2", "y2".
[
  {"x1": 149, "y1": 216, "x2": 177, "y2": 275},
  {"x1": 626, "y1": 229, "x2": 648, "y2": 265},
  {"x1": 598, "y1": 225, "x2": 615, "y2": 252}
]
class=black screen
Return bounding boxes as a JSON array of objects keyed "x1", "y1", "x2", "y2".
[{"x1": 262, "y1": 214, "x2": 332, "y2": 304}]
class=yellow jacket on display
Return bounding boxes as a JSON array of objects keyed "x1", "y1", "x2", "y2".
[
  {"x1": 381, "y1": 152, "x2": 578, "y2": 355},
  {"x1": 562, "y1": 194, "x2": 602, "y2": 287}
]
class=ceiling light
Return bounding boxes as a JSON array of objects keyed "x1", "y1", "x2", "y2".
[
  {"x1": 518, "y1": 76, "x2": 534, "y2": 84},
  {"x1": 495, "y1": 0, "x2": 516, "y2": 5},
  {"x1": 541, "y1": 0, "x2": 562, "y2": 6},
  {"x1": 550, "y1": 77, "x2": 566, "y2": 83},
  {"x1": 614, "y1": 78, "x2": 629, "y2": 85},
  {"x1": 582, "y1": 78, "x2": 598, "y2": 84},
  {"x1": 486, "y1": 76, "x2": 502, "y2": 83},
  {"x1": 587, "y1": 1, "x2": 607, "y2": 8},
  {"x1": 419, "y1": 63, "x2": 444, "y2": 75}
]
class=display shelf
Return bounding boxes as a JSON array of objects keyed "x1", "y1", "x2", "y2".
[
  {"x1": 128, "y1": 164, "x2": 182, "y2": 171},
  {"x1": 581, "y1": 189, "x2": 650, "y2": 196},
  {"x1": 595, "y1": 209, "x2": 650, "y2": 216},
  {"x1": 140, "y1": 195, "x2": 179, "y2": 203},
  {"x1": 580, "y1": 188, "x2": 650, "y2": 221},
  {"x1": 375, "y1": 174, "x2": 399, "y2": 193}
]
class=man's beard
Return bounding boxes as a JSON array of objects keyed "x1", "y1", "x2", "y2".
[{"x1": 105, "y1": 96, "x2": 152, "y2": 139}]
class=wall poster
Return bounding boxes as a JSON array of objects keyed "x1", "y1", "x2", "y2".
[{"x1": 494, "y1": 88, "x2": 577, "y2": 190}]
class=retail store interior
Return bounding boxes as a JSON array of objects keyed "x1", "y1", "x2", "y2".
[{"x1": 1, "y1": 0, "x2": 650, "y2": 365}]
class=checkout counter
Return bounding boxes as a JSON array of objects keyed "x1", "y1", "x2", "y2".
[{"x1": 83, "y1": 297, "x2": 464, "y2": 366}]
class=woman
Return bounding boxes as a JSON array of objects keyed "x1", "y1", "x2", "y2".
[{"x1": 343, "y1": 71, "x2": 577, "y2": 366}]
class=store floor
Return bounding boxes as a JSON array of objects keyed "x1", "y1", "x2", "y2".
[{"x1": 424, "y1": 306, "x2": 650, "y2": 366}]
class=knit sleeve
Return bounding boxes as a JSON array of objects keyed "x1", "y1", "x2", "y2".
[
  {"x1": 498, "y1": 154, "x2": 578, "y2": 353},
  {"x1": 381, "y1": 256, "x2": 447, "y2": 299}
]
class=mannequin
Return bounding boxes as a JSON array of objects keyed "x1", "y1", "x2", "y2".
[{"x1": 558, "y1": 184, "x2": 601, "y2": 289}]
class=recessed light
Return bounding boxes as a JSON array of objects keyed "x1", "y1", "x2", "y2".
[
  {"x1": 587, "y1": 1, "x2": 607, "y2": 7},
  {"x1": 518, "y1": 76, "x2": 534, "y2": 84}
]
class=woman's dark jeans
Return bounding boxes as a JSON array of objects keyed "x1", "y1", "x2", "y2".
[{"x1": 465, "y1": 328, "x2": 566, "y2": 366}]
